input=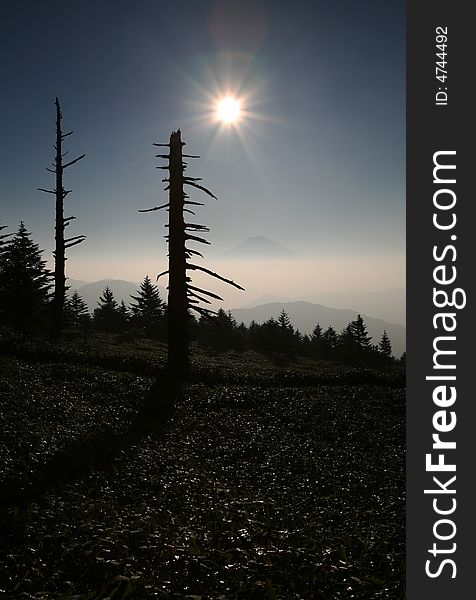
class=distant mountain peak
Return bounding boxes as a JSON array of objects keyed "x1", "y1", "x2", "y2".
[{"x1": 225, "y1": 236, "x2": 296, "y2": 258}]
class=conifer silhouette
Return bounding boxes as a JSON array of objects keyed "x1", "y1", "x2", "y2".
[
  {"x1": 66, "y1": 290, "x2": 89, "y2": 327},
  {"x1": 378, "y1": 330, "x2": 392, "y2": 358},
  {"x1": 130, "y1": 275, "x2": 165, "y2": 337},
  {"x1": 140, "y1": 129, "x2": 244, "y2": 376},
  {"x1": 94, "y1": 286, "x2": 121, "y2": 332},
  {"x1": 38, "y1": 98, "x2": 86, "y2": 340},
  {"x1": 0, "y1": 222, "x2": 52, "y2": 331}
]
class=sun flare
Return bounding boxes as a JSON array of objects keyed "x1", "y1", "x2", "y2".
[{"x1": 216, "y1": 96, "x2": 241, "y2": 124}]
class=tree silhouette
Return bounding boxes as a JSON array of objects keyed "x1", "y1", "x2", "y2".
[
  {"x1": 0, "y1": 222, "x2": 52, "y2": 332},
  {"x1": 94, "y1": 286, "x2": 122, "y2": 332},
  {"x1": 130, "y1": 275, "x2": 165, "y2": 338},
  {"x1": 0, "y1": 222, "x2": 12, "y2": 257},
  {"x1": 378, "y1": 330, "x2": 393, "y2": 359},
  {"x1": 310, "y1": 323, "x2": 324, "y2": 358},
  {"x1": 38, "y1": 98, "x2": 86, "y2": 340},
  {"x1": 322, "y1": 325, "x2": 338, "y2": 357},
  {"x1": 351, "y1": 314, "x2": 372, "y2": 351},
  {"x1": 140, "y1": 129, "x2": 244, "y2": 376},
  {"x1": 66, "y1": 290, "x2": 89, "y2": 327}
]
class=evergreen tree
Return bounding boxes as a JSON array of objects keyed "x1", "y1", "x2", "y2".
[
  {"x1": 310, "y1": 323, "x2": 324, "y2": 358},
  {"x1": 338, "y1": 323, "x2": 358, "y2": 362},
  {"x1": 351, "y1": 314, "x2": 372, "y2": 351},
  {"x1": 277, "y1": 309, "x2": 293, "y2": 332},
  {"x1": 66, "y1": 290, "x2": 89, "y2": 327},
  {"x1": 378, "y1": 330, "x2": 393, "y2": 359},
  {"x1": 322, "y1": 325, "x2": 338, "y2": 357},
  {"x1": 0, "y1": 222, "x2": 52, "y2": 332},
  {"x1": 0, "y1": 222, "x2": 12, "y2": 260},
  {"x1": 130, "y1": 275, "x2": 165, "y2": 337},
  {"x1": 94, "y1": 286, "x2": 121, "y2": 332},
  {"x1": 118, "y1": 300, "x2": 130, "y2": 324},
  {"x1": 277, "y1": 309, "x2": 295, "y2": 355}
]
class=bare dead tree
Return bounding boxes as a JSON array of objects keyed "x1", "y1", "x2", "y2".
[
  {"x1": 140, "y1": 129, "x2": 244, "y2": 376},
  {"x1": 39, "y1": 98, "x2": 86, "y2": 340}
]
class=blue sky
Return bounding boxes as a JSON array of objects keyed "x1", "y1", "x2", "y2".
[{"x1": 1, "y1": 0, "x2": 404, "y2": 299}]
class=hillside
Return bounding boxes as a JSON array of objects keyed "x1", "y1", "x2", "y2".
[{"x1": 231, "y1": 300, "x2": 406, "y2": 357}]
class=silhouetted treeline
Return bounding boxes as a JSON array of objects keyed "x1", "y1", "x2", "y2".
[{"x1": 0, "y1": 221, "x2": 402, "y2": 366}]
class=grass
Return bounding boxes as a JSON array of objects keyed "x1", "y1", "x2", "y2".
[{"x1": 0, "y1": 334, "x2": 405, "y2": 599}]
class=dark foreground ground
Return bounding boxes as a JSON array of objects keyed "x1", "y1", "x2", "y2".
[{"x1": 0, "y1": 335, "x2": 405, "y2": 599}]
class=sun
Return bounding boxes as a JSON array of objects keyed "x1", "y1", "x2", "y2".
[{"x1": 216, "y1": 96, "x2": 241, "y2": 124}]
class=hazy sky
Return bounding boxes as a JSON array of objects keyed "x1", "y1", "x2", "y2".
[{"x1": 1, "y1": 0, "x2": 405, "y2": 302}]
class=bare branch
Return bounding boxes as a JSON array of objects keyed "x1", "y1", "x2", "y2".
[
  {"x1": 65, "y1": 238, "x2": 85, "y2": 249},
  {"x1": 184, "y1": 248, "x2": 204, "y2": 258},
  {"x1": 63, "y1": 153, "x2": 85, "y2": 169},
  {"x1": 186, "y1": 263, "x2": 245, "y2": 290},
  {"x1": 138, "y1": 202, "x2": 169, "y2": 213},
  {"x1": 184, "y1": 200, "x2": 204, "y2": 207},
  {"x1": 183, "y1": 154, "x2": 200, "y2": 158},
  {"x1": 156, "y1": 270, "x2": 169, "y2": 280},
  {"x1": 188, "y1": 285, "x2": 224, "y2": 301},
  {"x1": 185, "y1": 223, "x2": 209, "y2": 232},
  {"x1": 46, "y1": 168, "x2": 56, "y2": 173},
  {"x1": 185, "y1": 234, "x2": 211, "y2": 245},
  {"x1": 183, "y1": 209, "x2": 195, "y2": 215},
  {"x1": 61, "y1": 131, "x2": 74, "y2": 139},
  {"x1": 183, "y1": 176, "x2": 203, "y2": 182},
  {"x1": 155, "y1": 154, "x2": 170, "y2": 159},
  {"x1": 183, "y1": 180, "x2": 217, "y2": 199},
  {"x1": 38, "y1": 188, "x2": 55, "y2": 194},
  {"x1": 188, "y1": 305, "x2": 218, "y2": 317},
  {"x1": 153, "y1": 143, "x2": 170, "y2": 147},
  {"x1": 65, "y1": 235, "x2": 86, "y2": 243},
  {"x1": 187, "y1": 291, "x2": 212, "y2": 305}
]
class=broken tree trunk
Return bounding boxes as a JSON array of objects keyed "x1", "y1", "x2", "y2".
[
  {"x1": 167, "y1": 130, "x2": 189, "y2": 376},
  {"x1": 142, "y1": 129, "x2": 244, "y2": 380},
  {"x1": 39, "y1": 98, "x2": 85, "y2": 340}
]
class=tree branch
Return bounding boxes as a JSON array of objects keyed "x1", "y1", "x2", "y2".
[
  {"x1": 63, "y1": 153, "x2": 85, "y2": 169},
  {"x1": 186, "y1": 263, "x2": 245, "y2": 290},
  {"x1": 139, "y1": 202, "x2": 169, "y2": 213},
  {"x1": 187, "y1": 291, "x2": 212, "y2": 305},
  {"x1": 188, "y1": 285, "x2": 224, "y2": 301},
  {"x1": 65, "y1": 238, "x2": 85, "y2": 249},
  {"x1": 183, "y1": 180, "x2": 217, "y2": 199},
  {"x1": 185, "y1": 234, "x2": 211, "y2": 245}
]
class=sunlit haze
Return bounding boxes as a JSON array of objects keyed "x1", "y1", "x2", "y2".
[{"x1": 1, "y1": 0, "x2": 405, "y2": 319}]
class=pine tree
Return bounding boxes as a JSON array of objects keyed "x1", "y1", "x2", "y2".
[
  {"x1": 66, "y1": 290, "x2": 89, "y2": 327},
  {"x1": 310, "y1": 323, "x2": 324, "y2": 358},
  {"x1": 130, "y1": 275, "x2": 164, "y2": 337},
  {"x1": 277, "y1": 309, "x2": 293, "y2": 332},
  {"x1": 0, "y1": 222, "x2": 12, "y2": 259},
  {"x1": 378, "y1": 330, "x2": 393, "y2": 359},
  {"x1": 0, "y1": 222, "x2": 52, "y2": 332},
  {"x1": 322, "y1": 325, "x2": 338, "y2": 357},
  {"x1": 94, "y1": 286, "x2": 121, "y2": 332},
  {"x1": 118, "y1": 300, "x2": 129, "y2": 321},
  {"x1": 338, "y1": 323, "x2": 358, "y2": 362},
  {"x1": 351, "y1": 315, "x2": 372, "y2": 351}
]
